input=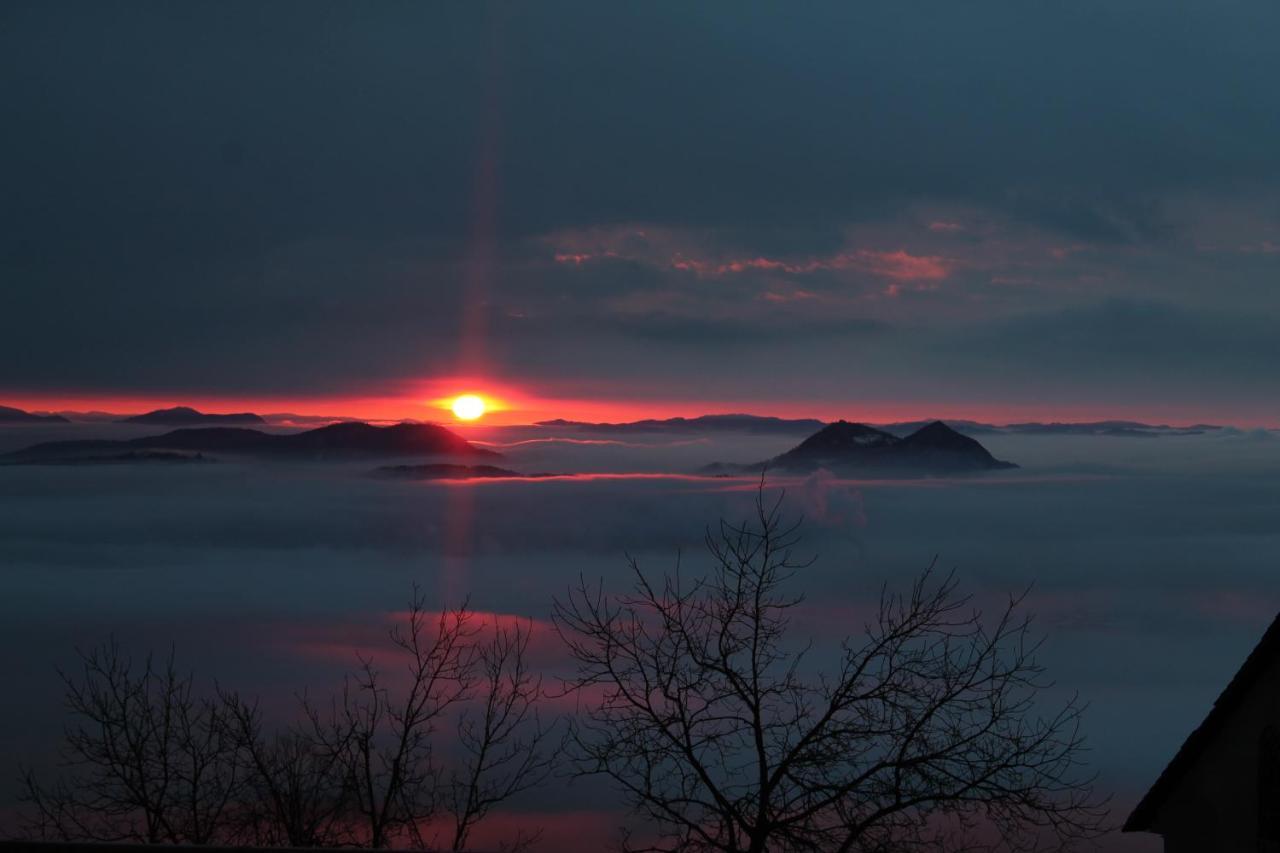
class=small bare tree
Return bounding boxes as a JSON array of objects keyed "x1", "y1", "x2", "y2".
[
  {"x1": 306, "y1": 593, "x2": 478, "y2": 848},
  {"x1": 18, "y1": 590, "x2": 559, "y2": 850},
  {"x1": 19, "y1": 641, "x2": 241, "y2": 845},
  {"x1": 553, "y1": 487, "x2": 1107, "y2": 853},
  {"x1": 446, "y1": 619, "x2": 559, "y2": 853},
  {"x1": 305, "y1": 587, "x2": 558, "y2": 850},
  {"x1": 219, "y1": 692, "x2": 355, "y2": 847}
]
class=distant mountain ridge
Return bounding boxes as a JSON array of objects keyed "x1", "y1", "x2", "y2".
[
  {"x1": 3, "y1": 422, "x2": 498, "y2": 464},
  {"x1": 0, "y1": 405, "x2": 69, "y2": 424},
  {"x1": 883, "y1": 419, "x2": 1217, "y2": 437},
  {"x1": 1001, "y1": 421, "x2": 1215, "y2": 437},
  {"x1": 6, "y1": 404, "x2": 1232, "y2": 436},
  {"x1": 538, "y1": 414, "x2": 828, "y2": 435},
  {"x1": 540, "y1": 414, "x2": 1220, "y2": 438},
  {"x1": 706, "y1": 420, "x2": 1017, "y2": 476},
  {"x1": 119, "y1": 406, "x2": 266, "y2": 425}
]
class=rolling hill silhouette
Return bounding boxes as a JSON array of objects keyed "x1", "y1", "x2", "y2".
[
  {"x1": 537, "y1": 414, "x2": 827, "y2": 435},
  {"x1": 119, "y1": 406, "x2": 266, "y2": 425},
  {"x1": 3, "y1": 421, "x2": 498, "y2": 464},
  {"x1": 542, "y1": 414, "x2": 1218, "y2": 439},
  {"x1": 0, "y1": 404, "x2": 70, "y2": 424}
]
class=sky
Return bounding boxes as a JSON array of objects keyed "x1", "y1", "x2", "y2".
[
  {"x1": 3, "y1": 1, "x2": 1280, "y2": 425},
  {"x1": 4, "y1": 9, "x2": 1280, "y2": 847}
]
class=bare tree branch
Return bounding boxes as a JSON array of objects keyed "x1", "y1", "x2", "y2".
[
  {"x1": 447, "y1": 618, "x2": 561, "y2": 852},
  {"x1": 219, "y1": 688, "x2": 354, "y2": 847},
  {"x1": 19, "y1": 641, "x2": 241, "y2": 845},
  {"x1": 19, "y1": 588, "x2": 561, "y2": 851},
  {"x1": 553, "y1": 484, "x2": 1108, "y2": 853}
]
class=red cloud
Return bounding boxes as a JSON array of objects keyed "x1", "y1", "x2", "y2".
[
  {"x1": 554, "y1": 250, "x2": 618, "y2": 265},
  {"x1": 667, "y1": 249, "x2": 953, "y2": 282},
  {"x1": 760, "y1": 288, "x2": 820, "y2": 303},
  {"x1": 846, "y1": 249, "x2": 950, "y2": 281},
  {"x1": 281, "y1": 609, "x2": 566, "y2": 672},
  {"x1": 547, "y1": 225, "x2": 954, "y2": 285},
  {"x1": 717, "y1": 257, "x2": 791, "y2": 273}
]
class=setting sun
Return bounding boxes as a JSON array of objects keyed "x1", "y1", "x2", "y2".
[{"x1": 450, "y1": 394, "x2": 486, "y2": 420}]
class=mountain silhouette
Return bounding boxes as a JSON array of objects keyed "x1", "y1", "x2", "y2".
[
  {"x1": 537, "y1": 414, "x2": 1218, "y2": 440},
  {"x1": 0, "y1": 404, "x2": 70, "y2": 424},
  {"x1": 705, "y1": 420, "x2": 1017, "y2": 476},
  {"x1": 119, "y1": 406, "x2": 266, "y2": 425},
  {"x1": 774, "y1": 421, "x2": 899, "y2": 461},
  {"x1": 4, "y1": 421, "x2": 498, "y2": 464},
  {"x1": 537, "y1": 414, "x2": 827, "y2": 435},
  {"x1": 893, "y1": 420, "x2": 1016, "y2": 470},
  {"x1": 1003, "y1": 420, "x2": 1210, "y2": 437},
  {"x1": 878, "y1": 419, "x2": 1003, "y2": 436}
]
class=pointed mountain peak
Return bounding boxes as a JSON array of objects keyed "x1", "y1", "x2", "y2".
[
  {"x1": 792, "y1": 420, "x2": 900, "y2": 453},
  {"x1": 899, "y1": 420, "x2": 984, "y2": 450},
  {"x1": 760, "y1": 418, "x2": 1017, "y2": 475}
]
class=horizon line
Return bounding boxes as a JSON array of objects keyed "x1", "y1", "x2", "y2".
[{"x1": 2, "y1": 399, "x2": 1272, "y2": 432}]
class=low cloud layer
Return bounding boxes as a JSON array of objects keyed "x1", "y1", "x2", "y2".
[{"x1": 2, "y1": 428, "x2": 1279, "y2": 852}]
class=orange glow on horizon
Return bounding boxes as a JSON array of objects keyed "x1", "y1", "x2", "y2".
[{"x1": 0, "y1": 386, "x2": 1273, "y2": 429}]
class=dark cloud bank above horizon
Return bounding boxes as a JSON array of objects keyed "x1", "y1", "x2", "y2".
[{"x1": 3, "y1": 1, "x2": 1280, "y2": 419}]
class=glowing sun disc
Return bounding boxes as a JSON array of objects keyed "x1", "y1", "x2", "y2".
[{"x1": 451, "y1": 395, "x2": 486, "y2": 421}]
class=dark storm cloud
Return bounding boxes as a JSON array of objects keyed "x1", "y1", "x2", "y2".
[
  {"x1": 598, "y1": 310, "x2": 887, "y2": 345},
  {"x1": 3, "y1": 0, "x2": 1280, "y2": 408},
  {"x1": 9, "y1": 1, "x2": 1280, "y2": 247}
]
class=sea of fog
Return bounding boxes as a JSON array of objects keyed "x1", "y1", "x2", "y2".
[{"x1": 2, "y1": 421, "x2": 1279, "y2": 850}]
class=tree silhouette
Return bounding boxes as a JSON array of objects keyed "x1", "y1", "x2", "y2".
[
  {"x1": 20, "y1": 588, "x2": 558, "y2": 850},
  {"x1": 553, "y1": 486, "x2": 1107, "y2": 853},
  {"x1": 446, "y1": 618, "x2": 559, "y2": 853},
  {"x1": 307, "y1": 595, "x2": 479, "y2": 849},
  {"x1": 219, "y1": 691, "x2": 354, "y2": 847},
  {"x1": 19, "y1": 642, "x2": 241, "y2": 844}
]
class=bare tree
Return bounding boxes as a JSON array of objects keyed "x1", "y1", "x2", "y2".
[
  {"x1": 446, "y1": 619, "x2": 559, "y2": 853},
  {"x1": 19, "y1": 641, "x2": 241, "y2": 845},
  {"x1": 299, "y1": 592, "x2": 474, "y2": 848},
  {"x1": 219, "y1": 691, "x2": 354, "y2": 847},
  {"x1": 18, "y1": 590, "x2": 560, "y2": 850},
  {"x1": 553, "y1": 486, "x2": 1108, "y2": 853},
  {"x1": 305, "y1": 587, "x2": 558, "y2": 850}
]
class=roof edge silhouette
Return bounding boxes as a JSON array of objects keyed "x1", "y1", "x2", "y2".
[{"x1": 1124, "y1": 611, "x2": 1280, "y2": 832}]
